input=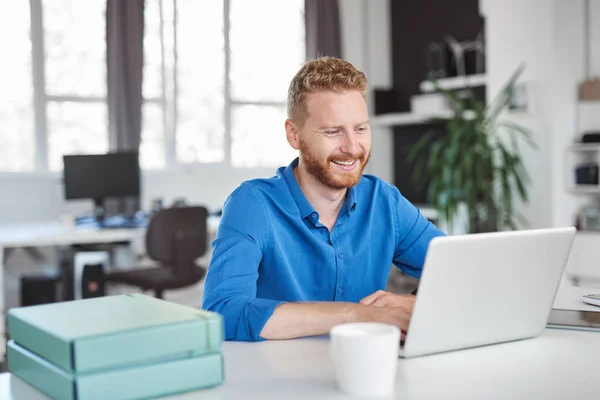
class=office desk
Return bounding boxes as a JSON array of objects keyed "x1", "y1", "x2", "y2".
[
  {"x1": 0, "y1": 217, "x2": 220, "y2": 251},
  {"x1": 0, "y1": 218, "x2": 220, "y2": 358},
  {"x1": 1, "y1": 256, "x2": 598, "y2": 399},
  {"x1": 0, "y1": 327, "x2": 599, "y2": 400}
]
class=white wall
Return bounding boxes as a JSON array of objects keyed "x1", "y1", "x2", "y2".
[
  {"x1": 482, "y1": 0, "x2": 600, "y2": 285},
  {"x1": 0, "y1": 166, "x2": 279, "y2": 224},
  {"x1": 339, "y1": 0, "x2": 393, "y2": 184},
  {"x1": 481, "y1": 0, "x2": 587, "y2": 229},
  {"x1": 0, "y1": 2, "x2": 393, "y2": 225},
  {"x1": 549, "y1": 0, "x2": 588, "y2": 227},
  {"x1": 589, "y1": 0, "x2": 600, "y2": 77},
  {"x1": 482, "y1": 0, "x2": 554, "y2": 230}
]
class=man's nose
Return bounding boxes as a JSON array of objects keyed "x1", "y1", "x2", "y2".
[{"x1": 340, "y1": 132, "x2": 360, "y2": 155}]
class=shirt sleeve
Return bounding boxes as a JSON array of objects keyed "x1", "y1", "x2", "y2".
[
  {"x1": 201, "y1": 185, "x2": 286, "y2": 341},
  {"x1": 392, "y1": 187, "x2": 446, "y2": 279}
]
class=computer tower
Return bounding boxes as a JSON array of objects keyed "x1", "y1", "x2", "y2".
[
  {"x1": 20, "y1": 273, "x2": 62, "y2": 306},
  {"x1": 73, "y1": 251, "x2": 109, "y2": 299},
  {"x1": 81, "y1": 263, "x2": 106, "y2": 298}
]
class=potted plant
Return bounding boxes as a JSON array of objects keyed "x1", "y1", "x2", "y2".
[{"x1": 407, "y1": 64, "x2": 536, "y2": 233}]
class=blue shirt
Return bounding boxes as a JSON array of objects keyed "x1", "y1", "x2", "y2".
[{"x1": 201, "y1": 158, "x2": 445, "y2": 341}]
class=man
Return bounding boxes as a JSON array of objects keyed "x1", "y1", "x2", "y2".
[{"x1": 202, "y1": 56, "x2": 445, "y2": 341}]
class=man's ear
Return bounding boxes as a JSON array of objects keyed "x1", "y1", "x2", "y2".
[{"x1": 285, "y1": 119, "x2": 300, "y2": 150}]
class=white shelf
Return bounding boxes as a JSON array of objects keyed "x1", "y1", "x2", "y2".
[
  {"x1": 419, "y1": 207, "x2": 438, "y2": 220},
  {"x1": 568, "y1": 144, "x2": 600, "y2": 152},
  {"x1": 568, "y1": 185, "x2": 600, "y2": 194},
  {"x1": 419, "y1": 74, "x2": 487, "y2": 93},
  {"x1": 370, "y1": 112, "x2": 445, "y2": 126},
  {"x1": 371, "y1": 110, "x2": 476, "y2": 127}
]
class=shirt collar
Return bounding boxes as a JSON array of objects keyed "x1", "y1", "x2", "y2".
[
  {"x1": 345, "y1": 184, "x2": 358, "y2": 215},
  {"x1": 282, "y1": 158, "x2": 315, "y2": 219},
  {"x1": 282, "y1": 157, "x2": 358, "y2": 219}
]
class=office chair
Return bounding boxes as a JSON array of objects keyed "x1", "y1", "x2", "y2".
[{"x1": 105, "y1": 206, "x2": 208, "y2": 299}]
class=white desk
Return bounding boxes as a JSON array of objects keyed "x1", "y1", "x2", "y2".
[
  {"x1": 0, "y1": 217, "x2": 220, "y2": 251},
  {"x1": 0, "y1": 222, "x2": 147, "y2": 356},
  {"x1": 0, "y1": 328, "x2": 599, "y2": 400},
  {"x1": 0, "y1": 218, "x2": 220, "y2": 358},
  {"x1": 0, "y1": 283, "x2": 598, "y2": 399},
  {"x1": 1, "y1": 245, "x2": 598, "y2": 399}
]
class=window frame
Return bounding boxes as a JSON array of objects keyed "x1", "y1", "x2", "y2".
[
  {"x1": 30, "y1": 0, "x2": 108, "y2": 174},
  {"x1": 1, "y1": 0, "x2": 303, "y2": 176},
  {"x1": 151, "y1": 0, "x2": 300, "y2": 170}
]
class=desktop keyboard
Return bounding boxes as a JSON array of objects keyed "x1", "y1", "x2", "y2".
[{"x1": 75, "y1": 215, "x2": 148, "y2": 229}]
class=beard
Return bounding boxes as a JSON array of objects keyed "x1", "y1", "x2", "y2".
[{"x1": 298, "y1": 138, "x2": 370, "y2": 189}]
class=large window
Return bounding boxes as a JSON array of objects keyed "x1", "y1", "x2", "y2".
[
  {"x1": 0, "y1": 0, "x2": 35, "y2": 171},
  {"x1": 0, "y1": 0, "x2": 304, "y2": 173},
  {"x1": 44, "y1": 0, "x2": 108, "y2": 172},
  {"x1": 0, "y1": 0, "x2": 107, "y2": 172},
  {"x1": 228, "y1": 0, "x2": 305, "y2": 167},
  {"x1": 143, "y1": 0, "x2": 305, "y2": 169}
]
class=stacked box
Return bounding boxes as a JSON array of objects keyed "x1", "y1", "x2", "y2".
[{"x1": 7, "y1": 293, "x2": 224, "y2": 400}]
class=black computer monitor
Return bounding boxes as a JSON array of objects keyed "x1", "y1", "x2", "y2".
[{"x1": 63, "y1": 152, "x2": 140, "y2": 219}]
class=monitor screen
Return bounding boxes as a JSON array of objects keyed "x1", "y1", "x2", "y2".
[{"x1": 63, "y1": 152, "x2": 140, "y2": 201}]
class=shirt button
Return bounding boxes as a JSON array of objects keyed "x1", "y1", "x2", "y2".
[
  {"x1": 338, "y1": 252, "x2": 343, "y2": 259},
  {"x1": 338, "y1": 288, "x2": 343, "y2": 293},
  {"x1": 311, "y1": 213, "x2": 317, "y2": 219}
]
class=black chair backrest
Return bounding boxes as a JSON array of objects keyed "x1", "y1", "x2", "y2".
[{"x1": 145, "y1": 206, "x2": 208, "y2": 270}]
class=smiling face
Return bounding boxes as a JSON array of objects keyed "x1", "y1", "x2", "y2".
[{"x1": 288, "y1": 90, "x2": 371, "y2": 189}]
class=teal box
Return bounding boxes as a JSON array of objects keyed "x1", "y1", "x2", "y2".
[
  {"x1": 7, "y1": 340, "x2": 224, "y2": 400},
  {"x1": 7, "y1": 293, "x2": 223, "y2": 373}
]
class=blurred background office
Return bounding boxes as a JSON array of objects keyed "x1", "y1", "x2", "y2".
[{"x1": 1, "y1": 0, "x2": 600, "y2": 331}]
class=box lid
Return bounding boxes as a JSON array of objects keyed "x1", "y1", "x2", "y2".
[
  {"x1": 8, "y1": 293, "x2": 223, "y2": 373},
  {"x1": 7, "y1": 340, "x2": 224, "y2": 400}
]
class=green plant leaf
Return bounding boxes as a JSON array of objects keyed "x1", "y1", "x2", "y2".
[
  {"x1": 515, "y1": 211, "x2": 529, "y2": 227},
  {"x1": 513, "y1": 166, "x2": 528, "y2": 201},
  {"x1": 427, "y1": 141, "x2": 445, "y2": 172},
  {"x1": 486, "y1": 63, "x2": 526, "y2": 122},
  {"x1": 406, "y1": 132, "x2": 434, "y2": 163},
  {"x1": 497, "y1": 120, "x2": 537, "y2": 150},
  {"x1": 409, "y1": 64, "x2": 534, "y2": 232},
  {"x1": 411, "y1": 157, "x2": 427, "y2": 189}
]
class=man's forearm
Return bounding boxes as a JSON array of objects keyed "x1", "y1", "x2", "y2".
[
  {"x1": 259, "y1": 298, "x2": 412, "y2": 340},
  {"x1": 259, "y1": 302, "x2": 359, "y2": 340}
]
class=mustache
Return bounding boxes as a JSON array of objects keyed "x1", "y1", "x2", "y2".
[{"x1": 328, "y1": 153, "x2": 366, "y2": 163}]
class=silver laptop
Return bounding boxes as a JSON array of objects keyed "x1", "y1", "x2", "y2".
[{"x1": 399, "y1": 227, "x2": 576, "y2": 358}]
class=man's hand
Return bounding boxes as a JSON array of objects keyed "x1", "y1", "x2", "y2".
[
  {"x1": 353, "y1": 304, "x2": 411, "y2": 339},
  {"x1": 360, "y1": 290, "x2": 416, "y2": 312},
  {"x1": 357, "y1": 290, "x2": 416, "y2": 339}
]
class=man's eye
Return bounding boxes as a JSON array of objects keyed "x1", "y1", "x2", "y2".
[
  {"x1": 357, "y1": 127, "x2": 368, "y2": 132},
  {"x1": 324, "y1": 130, "x2": 340, "y2": 135}
]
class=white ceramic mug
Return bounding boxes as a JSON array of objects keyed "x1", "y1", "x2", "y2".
[{"x1": 329, "y1": 322, "x2": 400, "y2": 398}]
